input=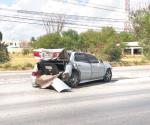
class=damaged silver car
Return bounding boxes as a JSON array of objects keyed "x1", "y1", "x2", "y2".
[{"x1": 32, "y1": 48, "x2": 112, "y2": 88}]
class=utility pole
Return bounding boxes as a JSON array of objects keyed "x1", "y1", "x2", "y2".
[{"x1": 124, "y1": 0, "x2": 131, "y2": 32}]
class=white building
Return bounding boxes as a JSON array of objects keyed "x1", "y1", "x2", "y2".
[
  {"x1": 3, "y1": 40, "x2": 29, "y2": 53},
  {"x1": 4, "y1": 40, "x2": 20, "y2": 48},
  {"x1": 124, "y1": 41, "x2": 143, "y2": 55}
]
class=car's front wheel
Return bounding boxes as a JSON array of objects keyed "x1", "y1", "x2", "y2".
[
  {"x1": 68, "y1": 71, "x2": 80, "y2": 88},
  {"x1": 103, "y1": 69, "x2": 112, "y2": 82}
]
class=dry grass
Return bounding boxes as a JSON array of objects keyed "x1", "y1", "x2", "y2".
[
  {"x1": 9, "y1": 53, "x2": 36, "y2": 65},
  {"x1": 0, "y1": 53, "x2": 37, "y2": 70},
  {"x1": 122, "y1": 55, "x2": 143, "y2": 62},
  {"x1": 122, "y1": 55, "x2": 150, "y2": 64},
  {"x1": 111, "y1": 55, "x2": 150, "y2": 67}
]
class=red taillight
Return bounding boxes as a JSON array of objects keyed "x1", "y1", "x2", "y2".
[
  {"x1": 33, "y1": 52, "x2": 40, "y2": 57},
  {"x1": 32, "y1": 71, "x2": 40, "y2": 77}
]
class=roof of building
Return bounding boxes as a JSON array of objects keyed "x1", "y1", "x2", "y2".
[{"x1": 125, "y1": 41, "x2": 140, "y2": 47}]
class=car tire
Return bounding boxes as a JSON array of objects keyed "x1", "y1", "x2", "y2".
[
  {"x1": 103, "y1": 69, "x2": 112, "y2": 82},
  {"x1": 68, "y1": 71, "x2": 80, "y2": 88}
]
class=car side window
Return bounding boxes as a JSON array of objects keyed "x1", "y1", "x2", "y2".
[
  {"x1": 87, "y1": 54, "x2": 99, "y2": 63},
  {"x1": 75, "y1": 53, "x2": 88, "y2": 62}
]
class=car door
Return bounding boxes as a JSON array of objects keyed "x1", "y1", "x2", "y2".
[
  {"x1": 74, "y1": 53, "x2": 92, "y2": 81},
  {"x1": 87, "y1": 54, "x2": 105, "y2": 79},
  {"x1": 98, "y1": 60, "x2": 105, "y2": 78}
]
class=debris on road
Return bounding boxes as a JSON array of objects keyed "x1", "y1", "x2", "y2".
[
  {"x1": 36, "y1": 74, "x2": 71, "y2": 92},
  {"x1": 51, "y1": 78, "x2": 71, "y2": 92}
]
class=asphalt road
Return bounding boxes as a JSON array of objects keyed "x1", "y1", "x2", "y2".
[{"x1": 0, "y1": 65, "x2": 150, "y2": 125}]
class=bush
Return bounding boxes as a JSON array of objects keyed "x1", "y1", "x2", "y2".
[
  {"x1": 2, "y1": 63, "x2": 11, "y2": 69},
  {"x1": 24, "y1": 63, "x2": 33, "y2": 68},
  {"x1": 143, "y1": 47, "x2": 150, "y2": 60},
  {"x1": 0, "y1": 42, "x2": 10, "y2": 63},
  {"x1": 104, "y1": 47, "x2": 122, "y2": 62},
  {"x1": 22, "y1": 48, "x2": 30, "y2": 55},
  {"x1": 11, "y1": 64, "x2": 23, "y2": 70},
  {"x1": 0, "y1": 51, "x2": 10, "y2": 64}
]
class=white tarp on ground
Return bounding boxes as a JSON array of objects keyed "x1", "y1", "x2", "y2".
[{"x1": 36, "y1": 75, "x2": 71, "y2": 92}]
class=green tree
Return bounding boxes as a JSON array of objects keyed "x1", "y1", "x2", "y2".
[
  {"x1": 32, "y1": 33, "x2": 62, "y2": 49},
  {"x1": 80, "y1": 29, "x2": 100, "y2": 52},
  {"x1": 80, "y1": 27, "x2": 124, "y2": 61},
  {"x1": 61, "y1": 29, "x2": 81, "y2": 50},
  {"x1": 119, "y1": 32, "x2": 136, "y2": 42},
  {"x1": 31, "y1": 37, "x2": 36, "y2": 42},
  {"x1": 100, "y1": 27, "x2": 123, "y2": 61},
  {"x1": 100, "y1": 27, "x2": 116, "y2": 41},
  {"x1": 104, "y1": 42, "x2": 122, "y2": 61},
  {"x1": 32, "y1": 27, "x2": 125, "y2": 61},
  {"x1": 129, "y1": 6, "x2": 150, "y2": 59},
  {"x1": 0, "y1": 32, "x2": 10, "y2": 63},
  {"x1": 29, "y1": 37, "x2": 36, "y2": 48},
  {"x1": 0, "y1": 32, "x2": 2, "y2": 41},
  {"x1": 62, "y1": 29, "x2": 79, "y2": 41}
]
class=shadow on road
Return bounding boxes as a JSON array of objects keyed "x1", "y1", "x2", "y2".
[
  {"x1": 77, "y1": 79, "x2": 118, "y2": 89},
  {"x1": 43, "y1": 78, "x2": 129, "y2": 91}
]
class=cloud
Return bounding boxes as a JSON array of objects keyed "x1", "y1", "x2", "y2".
[{"x1": 0, "y1": 0, "x2": 149, "y2": 40}]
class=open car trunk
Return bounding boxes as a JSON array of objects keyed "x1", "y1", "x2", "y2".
[
  {"x1": 37, "y1": 60, "x2": 66, "y2": 76},
  {"x1": 34, "y1": 48, "x2": 70, "y2": 75}
]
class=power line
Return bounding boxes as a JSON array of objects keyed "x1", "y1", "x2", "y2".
[
  {"x1": 0, "y1": 18, "x2": 43, "y2": 25},
  {"x1": 0, "y1": 15, "x2": 124, "y2": 29},
  {"x1": 0, "y1": 7, "x2": 126, "y2": 31},
  {"x1": 53, "y1": 0, "x2": 125, "y2": 13},
  {"x1": 0, "y1": 14, "x2": 125, "y2": 24},
  {"x1": 68, "y1": 0, "x2": 123, "y2": 9},
  {"x1": 0, "y1": 7, "x2": 125, "y2": 21},
  {"x1": 0, "y1": 18, "x2": 124, "y2": 31},
  {"x1": 0, "y1": 7, "x2": 124, "y2": 31}
]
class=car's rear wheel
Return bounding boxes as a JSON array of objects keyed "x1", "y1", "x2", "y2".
[
  {"x1": 68, "y1": 71, "x2": 80, "y2": 88},
  {"x1": 103, "y1": 69, "x2": 112, "y2": 82}
]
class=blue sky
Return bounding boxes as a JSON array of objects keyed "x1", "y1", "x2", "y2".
[{"x1": 0, "y1": 0, "x2": 15, "y2": 5}]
